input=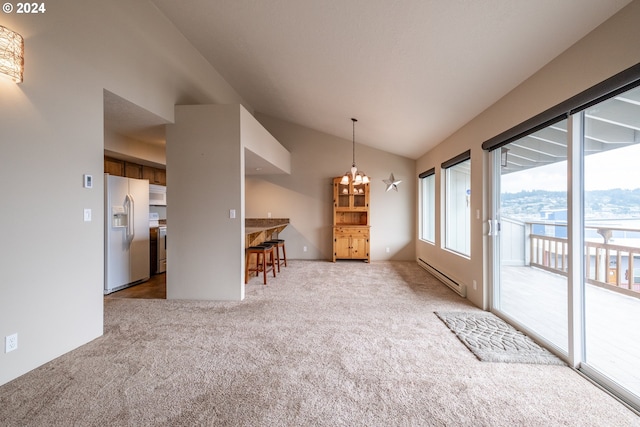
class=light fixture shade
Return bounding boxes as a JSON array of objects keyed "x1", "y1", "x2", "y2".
[{"x1": 0, "y1": 25, "x2": 24, "y2": 83}]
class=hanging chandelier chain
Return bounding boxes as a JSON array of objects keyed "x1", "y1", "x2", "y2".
[
  {"x1": 341, "y1": 117, "x2": 368, "y2": 185},
  {"x1": 352, "y1": 118, "x2": 357, "y2": 167}
]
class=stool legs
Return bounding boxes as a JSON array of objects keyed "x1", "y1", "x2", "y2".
[
  {"x1": 273, "y1": 244, "x2": 281, "y2": 273},
  {"x1": 280, "y1": 242, "x2": 287, "y2": 267},
  {"x1": 245, "y1": 246, "x2": 276, "y2": 285},
  {"x1": 264, "y1": 240, "x2": 287, "y2": 271}
]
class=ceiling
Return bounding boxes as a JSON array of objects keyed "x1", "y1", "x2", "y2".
[
  {"x1": 105, "y1": 0, "x2": 632, "y2": 164},
  {"x1": 148, "y1": 0, "x2": 632, "y2": 160},
  {"x1": 104, "y1": 90, "x2": 168, "y2": 147}
]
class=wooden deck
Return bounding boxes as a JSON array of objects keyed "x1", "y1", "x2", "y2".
[{"x1": 500, "y1": 265, "x2": 640, "y2": 398}]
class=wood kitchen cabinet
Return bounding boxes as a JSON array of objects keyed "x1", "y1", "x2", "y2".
[
  {"x1": 142, "y1": 166, "x2": 166, "y2": 185},
  {"x1": 104, "y1": 157, "x2": 124, "y2": 176},
  {"x1": 104, "y1": 156, "x2": 166, "y2": 185},
  {"x1": 332, "y1": 177, "x2": 370, "y2": 262},
  {"x1": 124, "y1": 162, "x2": 143, "y2": 179}
]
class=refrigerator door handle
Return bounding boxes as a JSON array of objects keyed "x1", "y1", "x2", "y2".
[
  {"x1": 124, "y1": 194, "x2": 134, "y2": 244},
  {"x1": 128, "y1": 193, "x2": 136, "y2": 243}
]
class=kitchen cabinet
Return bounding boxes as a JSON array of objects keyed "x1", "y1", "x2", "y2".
[
  {"x1": 143, "y1": 166, "x2": 166, "y2": 185},
  {"x1": 125, "y1": 162, "x2": 143, "y2": 179},
  {"x1": 332, "y1": 177, "x2": 370, "y2": 262},
  {"x1": 150, "y1": 227, "x2": 158, "y2": 275},
  {"x1": 104, "y1": 156, "x2": 166, "y2": 185},
  {"x1": 104, "y1": 157, "x2": 124, "y2": 176}
]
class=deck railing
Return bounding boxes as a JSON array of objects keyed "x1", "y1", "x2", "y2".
[
  {"x1": 530, "y1": 233, "x2": 568, "y2": 274},
  {"x1": 508, "y1": 219, "x2": 640, "y2": 296}
]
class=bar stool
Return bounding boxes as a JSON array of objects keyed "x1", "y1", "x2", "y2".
[
  {"x1": 245, "y1": 243, "x2": 276, "y2": 285},
  {"x1": 264, "y1": 239, "x2": 287, "y2": 271}
]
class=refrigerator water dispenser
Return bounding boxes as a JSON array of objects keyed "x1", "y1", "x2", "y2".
[{"x1": 112, "y1": 206, "x2": 127, "y2": 228}]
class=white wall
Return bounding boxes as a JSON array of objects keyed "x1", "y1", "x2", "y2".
[
  {"x1": 241, "y1": 108, "x2": 291, "y2": 175},
  {"x1": 0, "y1": 0, "x2": 247, "y2": 385},
  {"x1": 104, "y1": 128, "x2": 167, "y2": 167},
  {"x1": 249, "y1": 114, "x2": 416, "y2": 261},
  {"x1": 416, "y1": 0, "x2": 640, "y2": 309},
  {"x1": 166, "y1": 104, "x2": 245, "y2": 300}
]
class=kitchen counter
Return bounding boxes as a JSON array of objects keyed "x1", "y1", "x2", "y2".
[{"x1": 245, "y1": 218, "x2": 289, "y2": 247}]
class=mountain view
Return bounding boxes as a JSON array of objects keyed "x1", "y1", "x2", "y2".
[{"x1": 501, "y1": 188, "x2": 640, "y2": 221}]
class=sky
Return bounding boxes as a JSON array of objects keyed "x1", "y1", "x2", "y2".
[{"x1": 501, "y1": 143, "x2": 640, "y2": 194}]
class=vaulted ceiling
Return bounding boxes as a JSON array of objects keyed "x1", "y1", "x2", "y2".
[
  {"x1": 105, "y1": 0, "x2": 633, "y2": 162},
  {"x1": 147, "y1": 0, "x2": 632, "y2": 159}
]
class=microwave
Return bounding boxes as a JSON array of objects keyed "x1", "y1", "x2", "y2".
[{"x1": 149, "y1": 184, "x2": 166, "y2": 206}]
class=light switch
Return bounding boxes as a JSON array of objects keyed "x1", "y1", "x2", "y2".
[
  {"x1": 229, "y1": 209, "x2": 236, "y2": 219},
  {"x1": 84, "y1": 208, "x2": 92, "y2": 222}
]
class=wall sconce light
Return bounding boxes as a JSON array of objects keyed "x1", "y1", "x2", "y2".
[
  {"x1": 0, "y1": 25, "x2": 24, "y2": 83},
  {"x1": 501, "y1": 147, "x2": 509, "y2": 167}
]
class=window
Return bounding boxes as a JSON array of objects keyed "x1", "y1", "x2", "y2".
[
  {"x1": 443, "y1": 151, "x2": 471, "y2": 256},
  {"x1": 419, "y1": 168, "x2": 435, "y2": 243}
]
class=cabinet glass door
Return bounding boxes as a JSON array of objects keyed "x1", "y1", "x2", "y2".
[
  {"x1": 337, "y1": 182, "x2": 350, "y2": 207},
  {"x1": 353, "y1": 184, "x2": 366, "y2": 207}
]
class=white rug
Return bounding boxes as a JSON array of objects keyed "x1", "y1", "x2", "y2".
[{"x1": 435, "y1": 311, "x2": 565, "y2": 365}]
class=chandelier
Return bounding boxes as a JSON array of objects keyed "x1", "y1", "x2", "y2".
[{"x1": 341, "y1": 118, "x2": 369, "y2": 185}]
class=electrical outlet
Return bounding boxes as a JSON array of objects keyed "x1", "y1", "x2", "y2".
[
  {"x1": 386, "y1": 247, "x2": 390, "y2": 253},
  {"x1": 303, "y1": 246, "x2": 308, "y2": 252},
  {"x1": 5, "y1": 333, "x2": 17, "y2": 353},
  {"x1": 473, "y1": 280, "x2": 477, "y2": 290}
]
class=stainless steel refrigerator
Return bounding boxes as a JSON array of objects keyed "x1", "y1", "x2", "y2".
[{"x1": 104, "y1": 174, "x2": 150, "y2": 294}]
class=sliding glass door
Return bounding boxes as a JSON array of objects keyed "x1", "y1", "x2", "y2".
[
  {"x1": 581, "y1": 86, "x2": 640, "y2": 400},
  {"x1": 493, "y1": 119, "x2": 569, "y2": 353},
  {"x1": 490, "y1": 84, "x2": 640, "y2": 409}
]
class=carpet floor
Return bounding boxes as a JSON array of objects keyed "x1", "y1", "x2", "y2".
[{"x1": 0, "y1": 261, "x2": 637, "y2": 426}]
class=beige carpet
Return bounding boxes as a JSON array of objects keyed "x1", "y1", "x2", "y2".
[{"x1": 0, "y1": 261, "x2": 637, "y2": 426}]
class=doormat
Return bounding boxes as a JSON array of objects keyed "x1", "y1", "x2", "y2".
[{"x1": 434, "y1": 311, "x2": 565, "y2": 365}]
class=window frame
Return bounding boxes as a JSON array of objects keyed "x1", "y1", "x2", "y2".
[
  {"x1": 442, "y1": 151, "x2": 471, "y2": 257},
  {"x1": 419, "y1": 168, "x2": 436, "y2": 243}
]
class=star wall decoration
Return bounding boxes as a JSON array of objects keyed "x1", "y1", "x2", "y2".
[{"x1": 383, "y1": 173, "x2": 402, "y2": 192}]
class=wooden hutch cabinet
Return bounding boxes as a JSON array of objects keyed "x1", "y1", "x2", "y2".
[{"x1": 332, "y1": 177, "x2": 370, "y2": 262}]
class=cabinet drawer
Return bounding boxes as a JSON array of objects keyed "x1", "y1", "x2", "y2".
[{"x1": 335, "y1": 227, "x2": 369, "y2": 236}]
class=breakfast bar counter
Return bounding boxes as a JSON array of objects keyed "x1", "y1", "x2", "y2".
[{"x1": 245, "y1": 218, "x2": 289, "y2": 247}]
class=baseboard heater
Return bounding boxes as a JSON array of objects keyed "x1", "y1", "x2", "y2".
[{"x1": 417, "y1": 258, "x2": 467, "y2": 297}]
